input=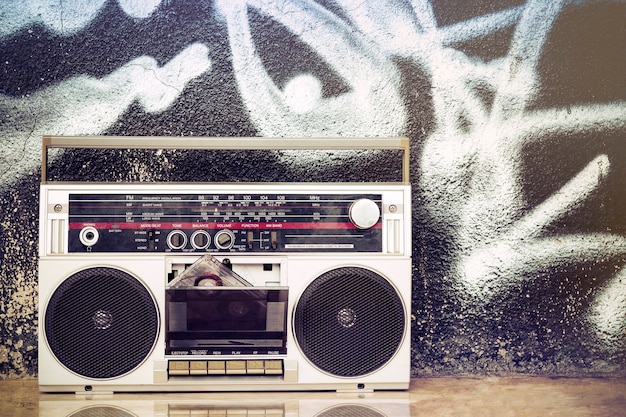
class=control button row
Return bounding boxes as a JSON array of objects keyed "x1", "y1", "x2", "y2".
[
  {"x1": 168, "y1": 359, "x2": 283, "y2": 376},
  {"x1": 168, "y1": 406, "x2": 284, "y2": 416}
]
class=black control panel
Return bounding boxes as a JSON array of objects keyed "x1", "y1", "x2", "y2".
[{"x1": 68, "y1": 193, "x2": 383, "y2": 253}]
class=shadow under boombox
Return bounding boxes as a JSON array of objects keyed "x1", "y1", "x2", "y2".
[{"x1": 38, "y1": 137, "x2": 412, "y2": 393}]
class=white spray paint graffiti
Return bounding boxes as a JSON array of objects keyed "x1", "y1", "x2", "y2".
[
  {"x1": 0, "y1": 42, "x2": 211, "y2": 184},
  {"x1": 0, "y1": 0, "x2": 624, "y2": 354},
  {"x1": 215, "y1": 0, "x2": 626, "y2": 346},
  {"x1": 0, "y1": 0, "x2": 163, "y2": 39},
  {"x1": 215, "y1": 0, "x2": 407, "y2": 138},
  {"x1": 1, "y1": 0, "x2": 208, "y2": 185}
]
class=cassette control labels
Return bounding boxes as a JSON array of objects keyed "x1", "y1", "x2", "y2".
[{"x1": 67, "y1": 193, "x2": 384, "y2": 253}]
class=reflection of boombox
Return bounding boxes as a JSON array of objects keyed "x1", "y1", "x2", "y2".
[
  {"x1": 39, "y1": 394, "x2": 411, "y2": 417},
  {"x1": 38, "y1": 137, "x2": 411, "y2": 393}
]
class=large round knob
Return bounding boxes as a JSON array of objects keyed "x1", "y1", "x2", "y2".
[{"x1": 349, "y1": 199, "x2": 380, "y2": 229}]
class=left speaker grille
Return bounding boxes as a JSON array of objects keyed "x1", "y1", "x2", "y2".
[
  {"x1": 44, "y1": 267, "x2": 159, "y2": 379},
  {"x1": 69, "y1": 406, "x2": 134, "y2": 417}
]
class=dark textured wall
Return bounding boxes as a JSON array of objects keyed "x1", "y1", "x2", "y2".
[{"x1": 1, "y1": 0, "x2": 625, "y2": 379}]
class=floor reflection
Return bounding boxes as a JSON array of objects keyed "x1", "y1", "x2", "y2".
[{"x1": 39, "y1": 392, "x2": 411, "y2": 416}]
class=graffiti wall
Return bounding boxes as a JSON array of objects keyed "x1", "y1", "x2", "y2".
[{"x1": 1, "y1": 0, "x2": 624, "y2": 378}]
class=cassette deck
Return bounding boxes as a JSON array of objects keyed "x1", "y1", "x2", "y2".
[
  {"x1": 166, "y1": 286, "x2": 289, "y2": 356},
  {"x1": 38, "y1": 136, "x2": 412, "y2": 393}
]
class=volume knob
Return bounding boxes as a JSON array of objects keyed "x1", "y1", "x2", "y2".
[
  {"x1": 349, "y1": 199, "x2": 380, "y2": 229},
  {"x1": 214, "y1": 229, "x2": 235, "y2": 250}
]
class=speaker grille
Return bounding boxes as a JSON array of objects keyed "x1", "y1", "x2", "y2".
[
  {"x1": 316, "y1": 405, "x2": 384, "y2": 417},
  {"x1": 44, "y1": 267, "x2": 159, "y2": 379},
  {"x1": 294, "y1": 267, "x2": 405, "y2": 377},
  {"x1": 70, "y1": 406, "x2": 135, "y2": 417}
]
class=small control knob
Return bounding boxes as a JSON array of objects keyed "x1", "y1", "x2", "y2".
[
  {"x1": 349, "y1": 199, "x2": 380, "y2": 229},
  {"x1": 214, "y1": 229, "x2": 235, "y2": 250},
  {"x1": 167, "y1": 230, "x2": 188, "y2": 250},
  {"x1": 191, "y1": 230, "x2": 211, "y2": 250}
]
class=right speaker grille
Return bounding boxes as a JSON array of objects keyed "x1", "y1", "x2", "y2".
[
  {"x1": 316, "y1": 404, "x2": 385, "y2": 417},
  {"x1": 294, "y1": 267, "x2": 405, "y2": 377}
]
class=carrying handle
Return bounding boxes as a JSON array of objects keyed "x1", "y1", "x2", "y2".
[{"x1": 42, "y1": 135, "x2": 410, "y2": 184}]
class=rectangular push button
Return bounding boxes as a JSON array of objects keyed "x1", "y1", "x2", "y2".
[
  {"x1": 264, "y1": 360, "x2": 283, "y2": 375},
  {"x1": 168, "y1": 361, "x2": 189, "y2": 375},
  {"x1": 207, "y1": 361, "x2": 226, "y2": 375},
  {"x1": 226, "y1": 360, "x2": 247, "y2": 375},
  {"x1": 189, "y1": 360, "x2": 208, "y2": 375},
  {"x1": 246, "y1": 360, "x2": 265, "y2": 374}
]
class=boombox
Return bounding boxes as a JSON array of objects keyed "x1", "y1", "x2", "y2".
[{"x1": 38, "y1": 136, "x2": 412, "y2": 393}]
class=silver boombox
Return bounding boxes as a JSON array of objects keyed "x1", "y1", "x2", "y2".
[{"x1": 38, "y1": 136, "x2": 412, "y2": 393}]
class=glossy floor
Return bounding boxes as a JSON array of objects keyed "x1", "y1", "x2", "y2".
[{"x1": 1, "y1": 377, "x2": 625, "y2": 416}]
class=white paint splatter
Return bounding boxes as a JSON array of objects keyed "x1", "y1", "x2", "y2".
[{"x1": 282, "y1": 74, "x2": 322, "y2": 114}]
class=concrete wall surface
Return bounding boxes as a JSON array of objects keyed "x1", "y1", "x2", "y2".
[{"x1": 0, "y1": 0, "x2": 625, "y2": 378}]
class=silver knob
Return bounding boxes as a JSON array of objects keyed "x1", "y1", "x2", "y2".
[
  {"x1": 214, "y1": 229, "x2": 235, "y2": 250},
  {"x1": 349, "y1": 199, "x2": 380, "y2": 229}
]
